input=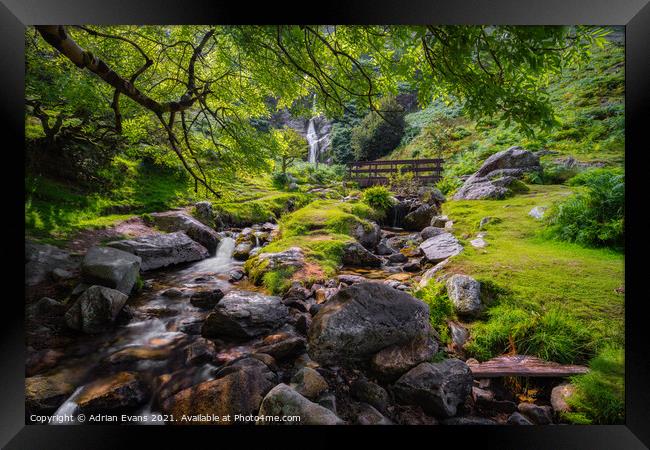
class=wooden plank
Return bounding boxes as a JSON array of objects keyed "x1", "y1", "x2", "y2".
[
  {"x1": 349, "y1": 158, "x2": 444, "y2": 166},
  {"x1": 467, "y1": 355, "x2": 589, "y2": 378}
]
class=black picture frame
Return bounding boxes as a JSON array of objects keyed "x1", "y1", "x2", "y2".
[{"x1": 3, "y1": 1, "x2": 649, "y2": 448}]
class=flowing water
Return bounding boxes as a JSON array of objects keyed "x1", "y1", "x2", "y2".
[
  {"x1": 306, "y1": 118, "x2": 319, "y2": 164},
  {"x1": 49, "y1": 236, "x2": 263, "y2": 423}
]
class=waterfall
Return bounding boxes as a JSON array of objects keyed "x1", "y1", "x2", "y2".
[
  {"x1": 307, "y1": 118, "x2": 319, "y2": 164},
  {"x1": 181, "y1": 237, "x2": 235, "y2": 274}
]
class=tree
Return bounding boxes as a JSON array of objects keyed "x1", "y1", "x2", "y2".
[
  {"x1": 351, "y1": 96, "x2": 406, "y2": 161},
  {"x1": 29, "y1": 25, "x2": 607, "y2": 195},
  {"x1": 272, "y1": 127, "x2": 308, "y2": 173}
]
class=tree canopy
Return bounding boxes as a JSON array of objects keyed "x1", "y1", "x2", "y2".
[{"x1": 27, "y1": 25, "x2": 607, "y2": 196}]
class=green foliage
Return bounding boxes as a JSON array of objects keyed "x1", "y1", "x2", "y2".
[
  {"x1": 214, "y1": 192, "x2": 311, "y2": 227},
  {"x1": 412, "y1": 280, "x2": 455, "y2": 343},
  {"x1": 271, "y1": 127, "x2": 308, "y2": 173},
  {"x1": 279, "y1": 200, "x2": 376, "y2": 238},
  {"x1": 545, "y1": 168, "x2": 624, "y2": 248},
  {"x1": 361, "y1": 186, "x2": 394, "y2": 216},
  {"x1": 564, "y1": 346, "x2": 625, "y2": 424},
  {"x1": 351, "y1": 96, "x2": 406, "y2": 160},
  {"x1": 262, "y1": 268, "x2": 296, "y2": 295}
]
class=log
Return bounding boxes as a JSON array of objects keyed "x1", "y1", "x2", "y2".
[{"x1": 467, "y1": 355, "x2": 589, "y2": 378}]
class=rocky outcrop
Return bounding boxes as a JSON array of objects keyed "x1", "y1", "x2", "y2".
[
  {"x1": 76, "y1": 372, "x2": 148, "y2": 413},
  {"x1": 352, "y1": 221, "x2": 381, "y2": 250},
  {"x1": 454, "y1": 147, "x2": 541, "y2": 200},
  {"x1": 107, "y1": 232, "x2": 208, "y2": 271},
  {"x1": 341, "y1": 242, "x2": 382, "y2": 267},
  {"x1": 419, "y1": 233, "x2": 463, "y2": 263},
  {"x1": 446, "y1": 274, "x2": 482, "y2": 318},
  {"x1": 393, "y1": 359, "x2": 473, "y2": 418},
  {"x1": 258, "y1": 383, "x2": 345, "y2": 425},
  {"x1": 371, "y1": 335, "x2": 438, "y2": 380},
  {"x1": 193, "y1": 201, "x2": 214, "y2": 227},
  {"x1": 65, "y1": 285, "x2": 128, "y2": 333},
  {"x1": 308, "y1": 282, "x2": 431, "y2": 367},
  {"x1": 245, "y1": 247, "x2": 305, "y2": 285},
  {"x1": 403, "y1": 204, "x2": 437, "y2": 231},
  {"x1": 148, "y1": 211, "x2": 220, "y2": 254},
  {"x1": 201, "y1": 290, "x2": 289, "y2": 339},
  {"x1": 81, "y1": 246, "x2": 141, "y2": 295},
  {"x1": 233, "y1": 242, "x2": 253, "y2": 261},
  {"x1": 25, "y1": 242, "x2": 80, "y2": 286}
]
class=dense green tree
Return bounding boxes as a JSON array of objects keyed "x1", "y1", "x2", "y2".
[
  {"x1": 271, "y1": 127, "x2": 308, "y2": 173},
  {"x1": 351, "y1": 96, "x2": 406, "y2": 160}
]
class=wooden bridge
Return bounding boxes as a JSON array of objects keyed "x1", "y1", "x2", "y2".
[{"x1": 346, "y1": 158, "x2": 444, "y2": 187}]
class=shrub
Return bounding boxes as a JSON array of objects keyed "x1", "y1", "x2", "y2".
[
  {"x1": 412, "y1": 280, "x2": 455, "y2": 344},
  {"x1": 351, "y1": 96, "x2": 406, "y2": 160},
  {"x1": 271, "y1": 172, "x2": 292, "y2": 189},
  {"x1": 564, "y1": 346, "x2": 625, "y2": 424},
  {"x1": 545, "y1": 168, "x2": 624, "y2": 248},
  {"x1": 361, "y1": 186, "x2": 394, "y2": 215},
  {"x1": 330, "y1": 122, "x2": 356, "y2": 164}
]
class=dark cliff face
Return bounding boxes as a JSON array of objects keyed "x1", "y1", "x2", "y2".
[{"x1": 271, "y1": 108, "x2": 333, "y2": 163}]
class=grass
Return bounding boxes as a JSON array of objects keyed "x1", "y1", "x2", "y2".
[{"x1": 412, "y1": 281, "x2": 456, "y2": 344}]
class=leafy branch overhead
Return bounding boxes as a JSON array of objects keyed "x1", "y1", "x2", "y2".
[{"x1": 29, "y1": 25, "x2": 606, "y2": 196}]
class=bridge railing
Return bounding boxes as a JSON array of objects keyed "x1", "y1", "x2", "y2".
[{"x1": 346, "y1": 158, "x2": 444, "y2": 187}]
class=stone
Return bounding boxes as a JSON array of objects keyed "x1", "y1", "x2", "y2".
[
  {"x1": 193, "y1": 201, "x2": 214, "y2": 227},
  {"x1": 161, "y1": 288, "x2": 184, "y2": 298},
  {"x1": 419, "y1": 233, "x2": 463, "y2": 263},
  {"x1": 353, "y1": 221, "x2": 381, "y2": 250},
  {"x1": 257, "y1": 384, "x2": 345, "y2": 425},
  {"x1": 233, "y1": 242, "x2": 253, "y2": 261},
  {"x1": 25, "y1": 373, "x2": 75, "y2": 415},
  {"x1": 403, "y1": 261, "x2": 422, "y2": 272},
  {"x1": 81, "y1": 246, "x2": 141, "y2": 295},
  {"x1": 189, "y1": 288, "x2": 225, "y2": 309},
  {"x1": 341, "y1": 242, "x2": 382, "y2": 267},
  {"x1": 518, "y1": 402, "x2": 554, "y2": 425},
  {"x1": 228, "y1": 268, "x2": 245, "y2": 282},
  {"x1": 393, "y1": 359, "x2": 473, "y2": 418},
  {"x1": 442, "y1": 416, "x2": 497, "y2": 425},
  {"x1": 355, "y1": 403, "x2": 394, "y2": 425},
  {"x1": 403, "y1": 204, "x2": 437, "y2": 231},
  {"x1": 430, "y1": 215, "x2": 449, "y2": 228},
  {"x1": 107, "y1": 232, "x2": 208, "y2": 271},
  {"x1": 201, "y1": 290, "x2": 289, "y2": 339},
  {"x1": 375, "y1": 239, "x2": 396, "y2": 255},
  {"x1": 25, "y1": 241, "x2": 80, "y2": 286},
  {"x1": 470, "y1": 237, "x2": 488, "y2": 248},
  {"x1": 295, "y1": 314, "x2": 312, "y2": 335},
  {"x1": 507, "y1": 411, "x2": 534, "y2": 425},
  {"x1": 387, "y1": 252, "x2": 408, "y2": 263},
  {"x1": 551, "y1": 383, "x2": 576, "y2": 414},
  {"x1": 418, "y1": 186, "x2": 446, "y2": 205},
  {"x1": 371, "y1": 335, "x2": 438, "y2": 380},
  {"x1": 421, "y1": 226, "x2": 446, "y2": 240},
  {"x1": 448, "y1": 321, "x2": 470, "y2": 352},
  {"x1": 76, "y1": 372, "x2": 148, "y2": 413},
  {"x1": 26, "y1": 297, "x2": 66, "y2": 323},
  {"x1": 162, "y1": 361, "x2": 276, "y2": 424},
  {"x1": 245, "y1": 247, "x2": 305, "y2": 285},
  {"x1": 256, "y1": 335, "x2": 306, "y2": 361},
  {"x1": 308, "y1": 282, "x2": 430, "y2": 367},
  {"x1": 419, "y1": 258, "x2": 451, "y2": 288},
  {"x1": 185, "y1": 338, "x2": 216, "y2": 365},
  {"x1": 65, "y1": 285, "x2": 128, "y2": 334},
  {"x1": 529, "y1": 206, "x2": 547, "y2": 220},
  {"x1": 350, "y1": 378, "x2": 390, "y2": 413},
  {"x1": 446, "y1": 274, "x2": 482, "y2": 317},
  {"x1": 336, "y1": 274, "x2": 370, "y2": 285},
  {"x1": 290, "y1": 367, "x2": 328, "y2": 399},
  {"x1": 149, "y1": 211, "x2": 220, "y2": 254},
  {"x1": 317, "y1": 392, "x2": 337, "y2": 414}
]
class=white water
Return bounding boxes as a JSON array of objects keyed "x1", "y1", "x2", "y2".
[
  {"x1": 181, "y1": 237, "x2": 235, "y2": 274},
  {"x1": 50, "y1": 387, "x2": 83, "y2": 425},
  {"x1": 307, "y1": 118, "x2": 319, "y2": 164}
]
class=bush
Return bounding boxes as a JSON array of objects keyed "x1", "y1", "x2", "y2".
[
  {"x1": 361, "y1": 186, "x2": 394, "y2": 215},
  {"x1": 545, "y1": 168, "x2": 624, "y2": 248},
  {"x1": 271, "y1": 172, "x2": 292, "y2": 189},
  {"x1": 412, "y1": 280, "x2": 455, "y2": 344},
  {"x1": 565, "y1": 346, "x2": 625, "y2": 424},
  {"x1": 330, "y1": 123, "x2": 356, "y2": 164},
  {"x1": 350, "y1": 96, "x2": 406, "y2": 160}
]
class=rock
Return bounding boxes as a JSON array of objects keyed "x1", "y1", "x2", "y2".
[
  {"x1": 26, "y1": 297, "x2": 66, "y2": 323},
  {"x1": 161, "y1": 288, "x2": 184, "y2": 298},
  {"x1": 256, "y1": 335, "x2": 306, "y2": 360},
  {"x1": 393, "y1": 359, "x2": 473, "y2": 418},
  {"x1": 162, "y1": 361, "x2": 276, "y2": 424},
  {"x1": 245, "y1": 247, "x2": 306, "y2": 284},
  {"x1": 470, "y1": 237, "x2": 488, "y2": 248},
  {"x1": 257, "y1": 384, "x2": 345, "y2": 425},
  {"x1": 76, "y1": 372, "x2": 148, "y2": 413},
  {"x1": 518, "y1": 402, "x2": 553, "y2": 425},
  {"x1": 341, "y1": 242, "x2": 382, "y2": 267},
  {"x1": 403, "y1": 204, "x2": 437, "y2": 231},
  {"x1": 189, "y1": 288, "x2": 224, "y2": 309},
  {"x1": 386, "y1": 233, "x2": 422, "y2": 251},
  {"x1": 107, "y1": 232, "x2": 208, "y2": 271},
  {"x1": 419, "y1": 258, "x2": 451, "y2": 288},
  {"x1": 387, "y1": 253, "x2": 408, "y2": 263},
  {"x1": 317, "y1": 392, "x2": 337, "y2": 414},
  {"x1": 308, "y1": 282, "x2": 430, "y2": 367},
  {"x1": 233, "y1": 242, "x2": 253, "y2": 261},
  {"x1": 375, "y1": 239, "x2": 396, "y2": 255},
  {"x1": 421, "y1": 226, "x2": 446, "y2": 240},
  {"x1": 418, "y1": 186, "x2": 446, "y2": 205},
  {"x1": 371, "y1": 335, "x2": 438, "y2": 380},
  {"x1": 64, "y1": 285, "x2": 128, "y2": 334},
  {"x1": 551, "y1": 383, "x2": 576, "y2": 414},
  {"x1": 529, "y1": 206, "x2": 547, "y2": 220},
  {"x1": 51, "y1": 268, "x2": 74, "y2": 281},
  {"x1": 350, "y1": 378, "x2": 390, "y2": 413},
  {"x1": 430, "y1": 215, "x2": 449, "y2": 228},
  {"x1": 355, "y1": 403, "x2": 394, "y2": 425},
  {"x1": 149, "y1": 211, "x2": 220, "y2": 254},
  {"x1": 476, "y1": 146, "x2": 541, "y2": 178},
  {"x1": 448, "y1": 321, "x2": 469, "y2": 352},
  {"x1": 193, "y1": 201, "x2": 214, "y2": 227},
  {"x1": 353, "y1": 221, "x2": 381, "y2": 250},
  {"x1": 403, "y1": 261, "x2": 422, "y2": 272},
  {"x1": 336, "y1": 274, "x2": 370, "y2": 285},
  {"x1": 507, "y1": 411, "x2": 534, "y2": 425},
  {"x1": 442, "y1": 416, "x2": 497, "y2": 425},
  {"x1": 295, "y1": 314, "x2": 312, "y2": 335},
  {"x1": 25, "y1": 373, "x2": 75, "y2": 415},
  {"x1": 446, "y1": 274, "x2": 482, "y2": 317},
  {"x1": 478, "y1": 216, "x2": 495, "y2": 229},
  {"x1": 290, "y1": 367, "x2": 328, "y2": 399},
  {"x1": 185, "y1": 338, "x2": 216, "y2": 365},
  {"x1": 81, "y1": 247, "x2": 141, "y2": 295},
  {"x1": 228, "y1": 268, "x2": 245, "y2": 282},
  {"x1": 201, "y1": 290, "x2": 289, "y2": 339},
  {"x1": 314, "y1": 287, "x2": 338, "y2": 304},
  {"x1": 25, "y1": 241, "x2": 80, "y2": 286},
  {"x1": 419, "y1": 233, "x2": 463, "y2": 263}
]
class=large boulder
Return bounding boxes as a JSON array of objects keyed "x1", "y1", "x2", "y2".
[
  {"x1": 257, "y1": 383, "x2": 345, "y2": 425},
  {"x1": 107, "y1": 232, "x2": 208, "y2": 271},
  {"x1": 446, "y1": 274, "x2": 482, "y2": 318},
  {"x1": 65, "y1": 285, "x2": 128, "y2": 333},
  {"x1": 402, "y1": 204, "x2": 437, "y2": 231},
  {"x1": 371, "y1": 335, "x2": 439, "y2": 380},
  {"x1": 201, "y1": 290, "x2": 289, "y2": 339},
  {"x1": 80, "y1": 247, "x2": 141, "y2": 295},
  {"x1": 76, "y1": 372, "x2": 148, "y2": 413},
  {"x1": 341, "y1": 242, "x2": 382, "y2": 267},
  {"x1": 308, "y1": 282, "x2": 431, "y2": 367},
  {"x1": 393, "y1": 359, "x2": 473, "y2": 418},
  {"x1": 290, "y1": 367, "x2": 328, "y2": 399},
  {"x1": 419, "y1": 233, "x2": 463, "y2": 263},
  {"x1": 454, "y1": 147, "x2": 540, "y2": 200},
  {"x1": 25, "y1": 372, "x2": 75, "y2": 415},
  {"x1": 245, "y1": 247, "x2": 305, "y2": 285},
  {"x1": 25, "y1": 242, "x2": 80, "y2": 286},
  {"x1": 352, "y1": 221, "x2": 381, "y2": 250},
  {"x1": 193, "y1": 201, "x2": 214, "y2": 227},
  {"x1": 149, "y1": 211, "x2": 220, "y2": 254},
  {"x1": 162, "y1": 359, "x2": 276, "y2": 424},
  {"x1": 233, "y1": 242, "x2": 253, "y2": 261}
]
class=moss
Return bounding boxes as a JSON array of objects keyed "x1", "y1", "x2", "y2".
[
  {"x1": 262, "y1": 267, "x2": 297, "y2": 295},
  {"x1": 279, "y1": 200, "x2": 377, "y2": 238},
  {"x1": 214, "y1": 192, "x2": 312, "y2": 227},
  {"x1": 412, "y1": 280, "x2": 456, "y2": 344}
]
